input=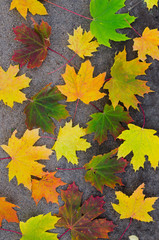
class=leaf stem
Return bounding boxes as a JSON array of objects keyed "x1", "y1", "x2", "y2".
[
  {"x1": 73, "y1": 99, "x2": 80, "y2": 122},
  {"x1": 124, "y1": 19, "x2": 141, "y2": 37},
  {"x1": 44, "y1": 0, "x2": 93, "y2": 20},
  {"x1": 48, "y1": 54, "x2": 77, "y2": 75},
  {"x1": 118, "y1": 218, "x2": 132, "y2": 240},
  {"x1": 105, "y1": 78, "x2": 112, "y2": 82},
  {"x1": 139, "y1": 103, "x2": 145, "y2": 128},
  {"x1": 57, "y1": 167, "x2": 85, "y2": 171},
  {"x1": 58, "y1": 228, "x2": 70, "y2": 239},
  {"x1": 0, "y1": 157, "x2": 11, "y2": 160},
  {"x1": 40, "y1": 136, "x2": 57, "y2": 140},
  {"x1": 89, "y1": 102, "x2": 103, "y2": 112},
  {"x1": 48, "y1": 47, "x2": 71, "y2": 62},
  {"x1": 0, "y1": 228, "x2": 22, "y2": 235}
]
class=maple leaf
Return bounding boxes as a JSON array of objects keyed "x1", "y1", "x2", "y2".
[
  {"x1": 52, "y1": 120, "x2": 91, "y2": 165},
  {"x1": 12, "y1": 19, "x2": 51, "y2": 68},
  {"x1": 104, "y1": 49, "x2": 152, "y2": 109},
  {"x1": 20, "y1": 213, "x2": 59, "y2": 240},
  {"x1": 87, "y1": 104, "x2": 132, "y2": 144},
  {"x1": 0, "y1": 65, "x2": 31, "y2": 108},
  {"x1": 144, "y1": 0, "x2": 158, "y2": 9},
  {"x1": 84, "y1": 149, "x2": 128, "y2": 192},
  {"x1": 90, "y1": 0, "x2": 136, "y2": 47},
  {"x1": 1, "y1": 129, "x2": 52, "y2": 190},
  {"x1": 133, "y1": 27, "x2": 159, "y2": 61},
  {"x1": 129, "y1": 236, "x2": 139, "y2": 240},
  {"x1": 10, "y1": 0, "x2": 47, "y2": 19},
  {"x1": 24, "y1": 84, "x2": 69, "y2": 134},
  {"x1": 56, "y1": 182, "x2": 115, "y2": 239},
  {"x1": 57, "y1": 60, "x2": 106, "y2": 104},
  {"x1": 0, "y1": 197, "x2": 19, "y2": 226},
  {"x1": 112, "y1": 183, "x2": 158, "y2": 222},
  {"x1": 117, "y1": 124, "x2": 159, "y2": 170},
  {"x1": 31, "y1": 171, "x2": 66, "y2": 205},
  {"x1": 67, "y1": 26, "x2": 99, "y2": 58}
]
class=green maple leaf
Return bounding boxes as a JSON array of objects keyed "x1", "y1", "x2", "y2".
[
  {"x1": 84, "y1": 149, "x2": 128, "y2": 192},
  {"x1": 87, "y1": 104, "x2": 132, "y2": 144},
  {"x1": 20, "y1": 213, "x2": 59, "y2": 240},
  {"x1": 90, "y1": 0, "x2": 136, "y2": 47},
  {"x1": 24, "y1": 84, "x2": 69, "y2": 134},
  {"x1": 56, "y1": 182, "x2": 115, "y2": 239}
]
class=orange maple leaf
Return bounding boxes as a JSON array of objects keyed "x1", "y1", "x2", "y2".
[
  {"x1": 1, "y1": 129, "x2": 52, "y2": 190},
  {"x1": 133, "y1": 27, "x2": 159, "y2": 61},
  {"x1": 31, "y1": 172, "x2": 66, "y2": 205},
  {"x1": 57, "y1": 60, "x2": 106, "y2": 104},
  {"x1": 104, "y1": 49, "x2": 152, "y2": 109},
  {"x1": 0, "y1": 197, "x2": 19, "y2": 226}
]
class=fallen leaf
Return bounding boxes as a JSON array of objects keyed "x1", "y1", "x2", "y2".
[
  {"x1": 129, "y1": 235, "x2": 139, "y2": 240},
  {"x1": 24, "y1": 84, "x2": 69, "y2": 134},
  {"x1": 20, "y1": 213, "x2": 59, "y2": 240},
  {"x1": 12, "y1": 19, "x2": 51, "y2": 68},
  {"x1": 0, "y1": 198, "x2": 19, "y2": 226},
  {"x1": 57, "y1": 60, "x2": 106, "y2": 104},
  {"x1": 90, "y1": 0, "x2": 136, "y2": 47},
  {"x1": 31, "y1": 171, "x2": 66, "y2": 205},
  {"x1": 104, "y1": 49, "x2": 152, "y2": 109},
  {"x1": 10, "y1": 0, "x2": 47, "y2": 19},
  {"x1": 84, "y1": 149, "x2": 128, "y2": 192},
  {"x1": 133, "y1": 27, "x2": 159, "y2": 61},
  {"x1": 112, "y1": 183, "x2": 158, "y2": 222},
  {"x1": 117, "y1": 124, "x2": 159, "y2": 170},
  {"x1": 144, "y1": 0, "x2": 158, "y2": 9},
  {"x1": 86, "y1": 104, "x2": 132, "y2": 144},
  {"x1": 56, "y1": 182, "x2": 115, "y2": 239},
  {"x1": 0, "y1": 65, "x2": 31, "y2": 108},
  {"x1": 1, "y1": 129, "x2": 52, "y2": 190},
  {"x1": 52, "y1": 120, "x2": 91, "y2": 165},
  {"x1": 67, "y1": 26, "x2": 99, "y2": 58}
]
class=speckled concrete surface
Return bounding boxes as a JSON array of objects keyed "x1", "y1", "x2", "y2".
[{"x1": 0, "y1": 0, "x2": 159, "y2": 239}]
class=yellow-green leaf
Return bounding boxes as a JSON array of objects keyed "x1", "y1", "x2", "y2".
[
  {"x1": 20, "y1": 213, "x2": 59, "y2": 240},
  {"x1": 117, "y1": 124, "x2": 159, "y2": 170},
  {"x1": 144, "y1": 0, "x2": 158, "y2": 9},
  {"x1": 52, "y1": 120, "x2": 91, "y2": 165}
]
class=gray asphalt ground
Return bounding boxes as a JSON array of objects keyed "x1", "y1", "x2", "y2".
[{"x1": 0, "y1": 0, "x2": 159, "y2": 239}]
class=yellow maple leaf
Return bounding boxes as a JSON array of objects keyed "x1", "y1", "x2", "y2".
[
  {"x1": 117, "y1": 124, "x2": 159, "y2": 170},
  {"x1": 112, "y1": 183, "x2": 158, "y2": 222},
  {"x1": 10, "y1": 0, "x2": 48, "y2": 19},
  {"x1": 0, "y1": 65, "x2": 31, "y2": 108},
  {"x1": 52, "y1": 120, "x2": 91, "y2": 164},
  {"x1": 103, "y1": 49, "x2": 152, "y2": 110},
  {"x1": 1, "y1": 129, "x2": 52, "y2": 190},
  {"x1": 133, "y1": 27, "x2": 159, "y2": 61},
  {"x1": 67, "y1": 26, "x2": 99, "y2": 59},
  {"x1": 144, "y1": 0, "x2": 158, "y2": 9},
  {"x1": 57, "y1": 60, "x2": 106, "y2": 104}
]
